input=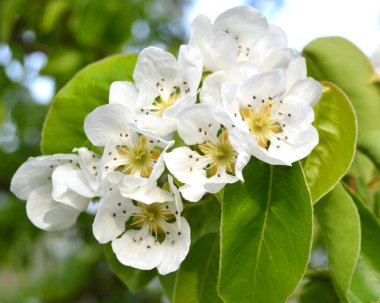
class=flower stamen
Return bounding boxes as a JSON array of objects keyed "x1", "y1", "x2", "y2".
[
  {"x1": 241, "y1": 100, "x2": 283, "y2": 149},
  {"x1": 198, "y1": 130, "x2": 237, "y2": 177}
]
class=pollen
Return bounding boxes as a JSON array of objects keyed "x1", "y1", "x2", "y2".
[
  {"x1": 240, "y1": 100, "x2": 282, "y2": 149},
  {"x1": 116, "y1": 136, "x2": 161, "y2": 177},
  {"x1": 198, "y1": 130, "x2": 237, "y2": 177},
  {"x1": 133, "y1": 202, "x2": 173, "y2": 235}
]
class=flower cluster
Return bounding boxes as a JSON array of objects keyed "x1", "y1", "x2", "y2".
[{"x1": 10, "y1": 6, "x2": 322, "y2": 275}]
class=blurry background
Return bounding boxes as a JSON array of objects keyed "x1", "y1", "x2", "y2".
[{"x1": 0, "y1": 0, "x2": 379, "y2": 302}]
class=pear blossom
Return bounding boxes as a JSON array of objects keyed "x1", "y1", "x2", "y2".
[
  {"x1": 201, "y1": 56, "x2": 321, "y2": 110},
  {"x1": 109, "y1": 46, "x2": 202, "y2": 136},
  {"x1": 10, "y1": 148, "x2": 100, "y2": 231},
  {"x1": 93, "y1": 176, "x2": 190, "y2": 275},
  {"x1": 189, "y1": 6, "x2": 298, "y2": 73},
  {"x1": 220, "y1": 69, "x2": 320, "y2": 165},
  {"x1": 84, "y1": 103, "x2": 174, "y2": 203},
  {"x1": 164, "y1": 104, "x2": 250, "y2": 202}
]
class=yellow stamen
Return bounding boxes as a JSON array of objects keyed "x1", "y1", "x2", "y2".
[
  {"x1": 241, "y1": 101, "x2": 282, "y2": 149},
  {"x1": 133, "y1": 203, "x2": 173, "y2": 234},
  {"x1": 198, "y1": 130, "x2": 237, "y2": 177},
  {"x1": 116, "y1": 136, "x2": 161, "y2": 177},
  {"x1": 153, "y1": 93, "x2": 181, "y2": 116}
]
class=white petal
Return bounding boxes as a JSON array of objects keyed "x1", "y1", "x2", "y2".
[
  {"x1": 200, "y1": 71, "x2": 226, "y2": 106},
  {"x1": 267, "y1": 126, "x2": 319, "y2": 164},
  {"x1": 202, "y1": 170, "x2": 238, "y2": 194},
  {"x1": 92, "y1": 191, "x2": 132, "y2": 243},
  {"x1": 242, "y1": 132, "x2": 288, "y2": 165},
  {"x1": 10, "y1": 154, "x2": 77, "y2": 200},
  {"x1": 286, "y1": 78, "x2": 322, "y2": 107},
  {"x1": 176, "y1": 104, "x2": 221, "y2": 145},
  {"x1": 138, "y1": 114, "x2": 177, "y2": 137},
  {"x1": 178, "y1": 45, "x2": 203, "y2": 94},
  {"x1": 84, "y1": 104, "x2": 136, "y2": 146},
  {"x1": 68, "y1": 169, "x2": 98, "y2": 198},
  {"x1": 189, "y1": 15, "x2": 236, "y2": 71},
  {"x1": 112, "y1": 229, "x2": 164, "y2": 270},
  {"x1": 203, "y1": 31, "x2": 237, "y2": 72},
  {"x1": 250, "y1": 25, "x2": 287, "y2": 63},
  {"x1": 235, "y1": 150, "x2": 251, "y2": 181},
  {"x1": 26, "y1": 184, "x2": 80, "y2": 231},
  {"x1": 168, "y1": 175, "x2": 183, "y2": 227},
  {"x1": 260, "y1": 48, "x2": 299, "y2": 72},
  {"x1": 11, "y1": 158, "x2": 51, "y2": 200},
  {"x1": 221, "y1": 83, "x2": 248, "y2": 131},
  {"x1": 285, "y1": 57, "x2": 307, "y2": 90},
  {"x1": 157, "y1": 218, "x2": 191, "y2": 275},
  {"x1": 163, "y1": 95, "x2": 196, "y2": 120},
  {"x1": 228, "y1": 130, "x2": 251, "y2": 181},
  {"x1": 134, "y1": 46, "x2": 181, "y2": 101},
  {"x1": 179, "y1": 184, "x2": 207, "y2": 202},
  {"x1": 214, "y1": 6, "x2": 268, "y2": 46},
  {"x1": 148, "y1": 138, "x2": 174, "y2": 184},
  {"x1": 274, "y1": 95, "x2": 315, "y2": 142},
  {"x1": 189, "y1": 15, "x2": 213, "y2": 49},
  {"x1": 120, "y1": 183, "x2": 173, "y2": 204},
  {"x1": 238, "y1": 70, "x2": 286, "y2": 103},
  {"x1": 73, "y1": 147, "x2": 98, "y2": 171},
  {"x1": 109, "y1": 81, "x2": 138, "y2": 110},
  {"x1": 51, "y1": 164, "x2": 90, "y2": 210},
  {"x1": 164, "y1": 147, "x2": 208, "y2": 186}
]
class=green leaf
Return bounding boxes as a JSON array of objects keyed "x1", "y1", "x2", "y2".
[
  {"x1": 315, "y1": 183, "x2": 361, "y2": 302},
  {"x1": 159, "y1": 272, "x2": 177, "y2": 302},
  {"x1": 302, "y1": 81, "x2": 357, "y2": 203},
  {"x1": 102, "y1": 243, "x2": 155, "y2": 294},
  {"x1": 162, "y1": 233, "x2": 222, "y2": 303},
  {"x1": 303, "y1": 37, "x2": 380, "y2": 136},
  {"x1": 185, "y1": 197, "x2": 221, "y2": 242},
  {"x1": 344, "y1": 187, "x2": 380, "y2": 303},
  {"x1": 218, "y1": 159, "x2": 313, "y2": 303},
  {"x1": 298, "y1": 276, "x2": 340, "y2": 303},
  {"x1": 357, "y1": 130, "x2": 380, "y2": 171},
  {"x1": 41, "y1": 54, "x2": 137, "y2": 155}
]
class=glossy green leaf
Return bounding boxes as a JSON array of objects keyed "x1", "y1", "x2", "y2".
[
  {"x1": 162, "y1": 233, "x2": 222, "y2": 303},
  {"x1": 102, "y1": 243, "x2": 155, "y2": 293},
  {"x1": 357, "y1": 130, "x2": 380, "y2": 171},
  {"x1": 344, "y1": 187, "x2": 380, "y2": 303},
  {"x1": 303, "y1": 37, "x2": 380, "y2": 136},
  {"x1": 315, "y1": 183, "x2": 361, "y2": 302},
  {"x1": 303, "y1": 81, "x2": 357, "y2": 203},
  {"x1": 41, "y1": 54, "x2": 137, "y2": 155},
  {"x1": 219, "y1": 159, "x2": 313, "y2": 303}
]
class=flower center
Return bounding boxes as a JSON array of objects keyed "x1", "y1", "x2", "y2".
[
  {"x1": 153, "y1": 93, "x2": 181, "y2": 117},
  {"x1": 133, "y1": 202, "x2": 172, "y2": 235},
  {"x1": 117, "y1": 136, "x2": 161, "y2": 177},
  {"x1": 198, "y1": 130, "x2": 237, "y2": 176},
  {"x1": 241, "y1": 101, "x2": 282, "y2": 149}
]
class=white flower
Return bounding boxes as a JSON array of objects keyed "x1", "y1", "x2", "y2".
[
  {"x1": 93, "y1": 176, "x2": 190, "y2": 275},
  {"x1": 220, "y1": 69, "x2": 321, "y2": 165},
  {"x1": 84, "y1": 103, "x2": 174, "y2": 203},
  {"x1": 164, "y1": 104, "x2": 250, "y2": 202},
  {"x1": 10, "y1": 149, "x2": 100, "y2": 231},
  {"x1": 109, "y1": 46, "x2": 202, "y2": 136},
  {"x1": 189, "y1": 6, "x2": 298, "y2": 73},
  {"x1": 201, "y1": 56, "x2": 321, "y2": 110}
]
